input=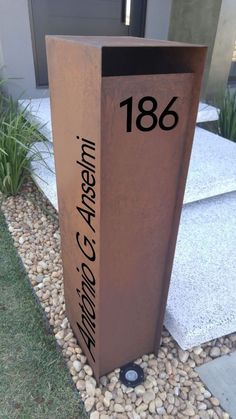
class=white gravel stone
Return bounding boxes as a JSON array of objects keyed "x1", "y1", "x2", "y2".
[
  {"x1": 36, "y1": 275, "x2": 44, "y2": 283},
  {"x1": 55, "y1": 330, "x2": 64, "y2": 340},
  {"x1": 84, "y1": 365, "x2": 93, "y2": 376},
  {"x1": 114, "y1": 403, "x2": 125, "y2": 413},
  {"x1": 198, "y1": 402, "x2": 207, "y2": 410},
  {"x1": 73, "y1": 360, "x2": 82, "y2": 372},
  {"x1": 76, "y1": 380, "x2": 86, "y2": 391},
  {"x1": 90, "y1": 411, "x2": 100, "y2": 419},
  {"x1": 134, "y1": 385, "x2": 146, "y2": 396},
  {"x1": 102, "y1": 398, "x2": 110, "y2": 408},
  {"x1": 84, "y1": 396, "x2": 95, "y2": 412},
  {"x1": 156, "y1": 406, "x2": 165, "y2": 415},
  {"x1": 203, "y1": 390, "x2": 212, "y2": 398},
  {"x1": 178, "y1": 349, "x2": 189, "y2": 363},
  {"x1": 104, "y1": 391, "x2": 113, "y2": 401},
  {"x1": 99, "y1": 376, "x2": 108, "y2": 387},
  {"x1": 210, "y1": 396, "x2": 220, "y2": 406},
  {"x1": 85, "y1": 380, "x2": 96, "y2": 397},
  {"x1": 155, "y1": 397, "x2": 163, "y2": 408},
  {"x1": 183, "y1": 404, "x2": 196, "y2": 416},
  {"x1": 148, "y1": 400, "x2": 156, "y2": 414},
  {"x1": 142, "y1": 390, "x2": 155, "y2": 404},
  {"x1": 64, "y1": 332, "x2": 73, "y2": 341},
  {"x1": 136, "y1": 402, "x2": 148, "y2": 413},
  {"x1": 210, "y1": 347, "x2": 221, "y2": 358},
  {"x1": 193, "y1": 346, "x2": 203, "y2": 356}
]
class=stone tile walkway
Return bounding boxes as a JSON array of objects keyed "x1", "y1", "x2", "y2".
[{"x1": 196, "y1": 351, "x2": 236, "y2": 419}]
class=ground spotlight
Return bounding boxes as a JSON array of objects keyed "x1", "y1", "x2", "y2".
[{"x1": 120, "y1": 362, "x2": 144, "y2": 387}]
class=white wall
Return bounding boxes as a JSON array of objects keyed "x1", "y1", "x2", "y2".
[
  {"x1": 206, "y1": 0, "x2": 236, "y2": 98},
  {"x1": 0, "y1": 0, "x2": 48, "y2": 99},
  {"x1": 145, "y1": 0, "x2": 172, "y2": 40}
]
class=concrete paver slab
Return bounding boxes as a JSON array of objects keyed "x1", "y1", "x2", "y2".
[
  {"x1": 196, "y1": 352, "x2": 236, "y2": 419},
  {"x1": 165, "y1": 192, "x2": 236, "y2": 348}
]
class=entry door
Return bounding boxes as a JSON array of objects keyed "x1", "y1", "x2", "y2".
[{"x1": 29, "y1": 0, "x2": 147, "y2": 86}]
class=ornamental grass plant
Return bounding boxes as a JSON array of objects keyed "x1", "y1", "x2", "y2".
[
  {"x1": 217, "y1": 88, "x2": 236, "y2": 142},
  {"x1": 0, "y1": 80, "x2": 45, "y2": 195}
]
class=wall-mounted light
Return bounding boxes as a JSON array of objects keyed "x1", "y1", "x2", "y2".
[{"x1": 121, "y1": 0, "x2": 131, "y2": 26}]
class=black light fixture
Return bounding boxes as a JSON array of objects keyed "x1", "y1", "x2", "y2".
[{"x1": 120, "y1": 362, "x2": 144, "y2": 387}]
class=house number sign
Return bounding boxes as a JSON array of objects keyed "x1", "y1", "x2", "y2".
[{"x1": 120, "y1": 96, "x2": 179, "y2": 132}]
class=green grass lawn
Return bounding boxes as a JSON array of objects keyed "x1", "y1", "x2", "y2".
[{"x1": 0, "y1": 210, "x2": 86, "y2": 419}]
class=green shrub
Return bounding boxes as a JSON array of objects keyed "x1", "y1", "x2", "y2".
[
  {"x1": 217, "y1": 88, "x2": 236, "y2": 142},
  {"x1": 0, "y1": 83, "x2": 44, "y2": 195}
]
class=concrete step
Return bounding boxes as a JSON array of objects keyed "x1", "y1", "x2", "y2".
[
  {"x1": 21, "y1": 98, "x2": 236, "y2": 204},
  {"x1": 196, "y1": 352, "x2": 236, "y2": 419},
  {"x1": 19, "y1": 98, "x2": 53, "y2": 142},
  {"x1": 19, "y1": 98, "x2": 219, "y2": 146},
  {"x1": 184, "y1": 127, "x2": 236, "y2": 204},
  {"x1": 165, "y1": 191, "x2": 236, "y2": 349},
  {"x1": 29, "y1": 126, "x2": 236, "y2": 208},
  {"x1": 30, "y1": 141, "x2": 58, "y2": 210}
]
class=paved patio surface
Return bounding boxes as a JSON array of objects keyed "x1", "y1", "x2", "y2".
[{"x1": 196, "y1": 351, "x2": 236, "y2": 419}]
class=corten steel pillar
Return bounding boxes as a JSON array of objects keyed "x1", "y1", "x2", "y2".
[{"x1": 46, "y1": 36, "x2": 206, "y2": 380}]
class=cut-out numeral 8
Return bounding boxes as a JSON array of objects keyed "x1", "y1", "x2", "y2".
[{"x1": 120, "y1": 96, "x2": 179, "y2": 133}]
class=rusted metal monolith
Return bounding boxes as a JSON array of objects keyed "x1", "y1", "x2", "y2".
[{"x1": 46, "y1": 36, "x2": 206, "y2": 380}]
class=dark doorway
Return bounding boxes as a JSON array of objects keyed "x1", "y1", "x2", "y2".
[{"x1": 29, "y1": 0, "x2": 147, "y2": 87}]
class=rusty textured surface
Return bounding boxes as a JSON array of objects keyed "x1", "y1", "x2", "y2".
[{"x1": 46, "y1": 36, "x2": 206, "y2": 379}]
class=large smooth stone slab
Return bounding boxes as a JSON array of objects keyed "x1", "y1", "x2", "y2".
[
  {"x1": 30, "y1": 141, "x2": 57, "y2": 210},
  {"x1": 20, "y1": 98, "x2": 235, "y2": 204},
  {"x1": 165, "y1": 191, "x2": 236, "y2": 349},
  {"x1": 29, "y1": 124, "x2": 236, "y2": 208},
  {"x1": 19, "y1": 97, "x2": 218, "y2": 143},
  {"x1": 196, "y1": 102, "x2": 219, "y2": 123},
  {"x1": 196, "y1": 352, "x2": 236, "y2": 419},
  {"x1": 184, "y1": 127, "x2": 236, "y2": 204},
  {"x1": 19, "y1": 98, "x2": 52, "y2": 142}
]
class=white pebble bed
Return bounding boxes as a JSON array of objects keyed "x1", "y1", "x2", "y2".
[{"x1": 1, "y1": 182, "x2": 235, "y2": 419}]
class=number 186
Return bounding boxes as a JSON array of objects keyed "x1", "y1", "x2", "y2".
[{"x1": 120, "y1": 96, "x2": 179, "y2": 133}]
